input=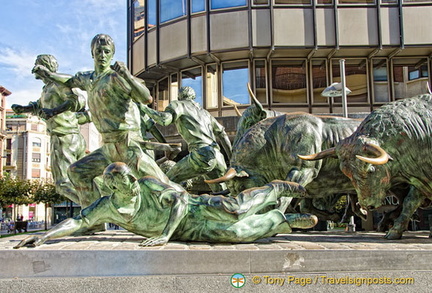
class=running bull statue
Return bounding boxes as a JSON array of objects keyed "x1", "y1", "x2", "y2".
[
  {"x1": 299, "y1": 94, "x2": 432, "y2": 239},
  {"x1": 206, "y1": 112, "x2": 362, "y2": 221},
  {"x1": 232, "y1": 84, "x2": 283, "y2": 147}
]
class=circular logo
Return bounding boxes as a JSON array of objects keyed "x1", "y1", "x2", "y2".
[{"x1": 230, "y1": 273, "x2": 246, "y2": 288}]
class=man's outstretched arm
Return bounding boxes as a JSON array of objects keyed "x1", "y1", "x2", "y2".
[
  {"x1": 140, "y1": 105, "x2": 174, "y2": 126},
  {"x1": 14, "y1": 217, "x2": 87, "y2": 248}
]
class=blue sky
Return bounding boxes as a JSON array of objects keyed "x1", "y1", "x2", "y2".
[{"x1": 0, "y1": 0, "x2": 127, "y2": 108}]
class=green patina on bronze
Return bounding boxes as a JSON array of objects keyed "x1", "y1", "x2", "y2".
[
  {"x1": 301, "y1": 94, "x2": 432, "y2": 240},
  {"x1": 31, "y1": 34, "x2": 181, "y2": 209},
  {"x1": 11, "y1": 54, "x2": 86, "y2": 203},
  {"x1": 140, "y1": 86, "x2": 232, "y2": 192},
  {"x1": 14, "y1": 162, "x2": 317, "y2": 248}
]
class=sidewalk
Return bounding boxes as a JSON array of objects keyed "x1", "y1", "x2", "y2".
[{"x1": 1, "y1": 230, "x2": 432, "y2": 292}]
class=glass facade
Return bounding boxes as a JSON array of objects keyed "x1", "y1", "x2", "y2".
[
  {"x1": 128, "y1": 0, "x2": 432, "y2": 116},
  {"x1": 192, "y1": 0, "x2": 206, "y2": 12},
  {"x1": 182, "y1": 67, "x2": 203, "y2": 106},
  {"x1": 161, "y1": 0, "x2": 187, "y2": 23},
  {"x1": 372, "y1": 59, "x2": 390, "y2": 103},
  {"x1": 272, "y1": 60, "x2": 307, "y2": 104},
  {"x1": 211, "y1": 0, "x2": 247, "y2": 9},
  {"x1": 222, "y1": 62, "x2": 250, "y2": 106}
]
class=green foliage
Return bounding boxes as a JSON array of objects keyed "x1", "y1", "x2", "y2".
[
  {"x1": 0, "y1": 174, "x2": 33, "y2": 207},
  {"x1": 31, "y1": 180, "x2": 65, "y2": 206},
  {"x1": 0, "y1": 175, "x2": 64, "y2": 208},
  {"x1": 333, "y1": 195, "x2": 348, "y2": 214}
]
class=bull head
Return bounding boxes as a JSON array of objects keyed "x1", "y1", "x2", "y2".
[{"x1": 299, "y1": 141, "x2": 393, "y2": 211}]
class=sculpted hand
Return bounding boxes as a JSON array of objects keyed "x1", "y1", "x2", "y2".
[
  {"x1": 111, "y1": 61, "x2": 129, "y2": 77},
  {"x1": 13, "y1": 235, "x2": 44, "y2": 249},
  {"x1": 39, "y1": 108, "x2": 56, "y2": 120},
  {"x1": 166, "y1": 144, "x2": 181, "y2": 160},
  {"x1": 139, "y1": 235, "x2": 170, "y2": 247},
  {"x1": 11, "y1": 104, "x2": 24, "y2": 114},
  {"x1": 76, "y1": 111, "x2": 90, "y2": 124},
  {"x1": 32, "y1": 64, "x2": 50, "y2": 79}
]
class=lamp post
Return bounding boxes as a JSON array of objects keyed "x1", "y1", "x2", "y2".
[
  {"x1": 321, "y1": 60, "x2": 351, "y2": 118},
  {"x1": 321, "y1": 60, "x2": 356, "y2": 231}
]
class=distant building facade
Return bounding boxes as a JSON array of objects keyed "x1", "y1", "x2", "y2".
[
  {"x1": 0, "y1": 86, "x2": 10, "y2": 176},
  {"x1": 3, "y1": 110, "x2": 51, "y2": 222}
]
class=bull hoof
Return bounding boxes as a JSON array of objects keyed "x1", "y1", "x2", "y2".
[{"x1": 384, "y1": 230, "x2": 403, "y2": 240}]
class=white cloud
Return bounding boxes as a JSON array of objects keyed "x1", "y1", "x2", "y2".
[
  {"x1": 5, "y1": 86, "x2": 41, "y2": 109},
  {"x1": 0, "y1": 47, "x2": 35, "y2": 78}
]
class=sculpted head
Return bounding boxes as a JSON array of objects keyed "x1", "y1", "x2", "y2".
[
  {"x1": 299, "y1": 135, "x2": 392, "y2": 211},
  {"x1": 336, "y1": 137, "x2": 392, "y2": 210},
  {"x1": 91, "y1": 34, "x2": 115, "y2": 72},
  {"x1": 34, "y1": 55, "x2": 58, "y2": 79},
  {"x1": 178, "y1": 86, "x2": 196, "y2": 101},
  {"x1": 103, "y1": 162, "x2": 139, "y2": 195}
]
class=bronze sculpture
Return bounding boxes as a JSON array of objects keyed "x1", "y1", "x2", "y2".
[
  {"x1": 11, "y1": 54, "x2": 86, "y2": 204},
  {"x1": 14, "y1": 162, "x2": 317, "y2": 248}
]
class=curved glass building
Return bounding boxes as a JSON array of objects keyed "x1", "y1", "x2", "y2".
[{"x1": 127, "y1": 0, "x2": 432, "y2": 117}]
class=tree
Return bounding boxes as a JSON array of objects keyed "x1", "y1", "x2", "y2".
[
  {"x1": 0, "y1": 174, "x2": 33, "y2": 220},
  {"x1": 31, "y1": 180, "x2": 66, "y2": 230}
]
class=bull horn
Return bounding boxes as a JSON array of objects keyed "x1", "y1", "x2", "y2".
[
  {"x1": 247, "y1": 83, "x2": 264, "y2": 112},
  {"x1": 298, "y1": 147, "x2": 337, "y2": 161},
  {"x1": 233, "y1": 104, "x2": 242, "y2": 117},
  {"x1": 204, "y1": 167, "x2": 237, "y2": 184},
  {"x1": 356, "y1": 143, "x2": 390, "y2": 165}
]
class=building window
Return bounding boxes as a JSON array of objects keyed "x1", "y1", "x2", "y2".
[
  {"x1": 157, "y1": 78, "x2": 169, "y2": 111},
  {"x1": 338, "y1": 0, "x2": 374, "y2": 3},
  {"x1": 32, "y1": 138, "x2": 42, "y2": 147},
  {"x1": 171, "y1": 73, "x2": 179, "y2": 101},
  {"x1": 6, "y1": 138, "x2": 12, "y2": 150},
  {"x1": 311, "y1": 59, "x2": 329, "y2": 104},
  {"x1": 393, "y1": 61, "x2": 429, "y2": 99},
  {"x1": 32, "y1": 169, "x2": 41, "y2": 178},
  {"x1": 148, "y1": 0, "x2": 157, "y2": 28},
  {"x1": 372, "y1": 59, "x2": 390, "y2": 103},
  {"x1": 271, "y1": 60, "x2": 308, "y2": 104},
  {"x1": 275, "y1": 0, "x2": 312, "y2": 4},
  {"x1": 182, "y1": 67, "x2": 203, "y2": 106},
  {"x1": 403, "y1": 0, "x2": 432, "y2": 2},
  {"x1": 408, "y1": 65, "x2": 428, "y2": 81},
  {"x1": 5, "y1": 154, "x2": 12, "y2": 166},
  {"x1": 192, "y1": 0, "x2": 206, "y2": 12},
  {"x1": 32, "y1": 153, "x2": 41, "y2": 163},
  {"x1": 133, "y1": 0, "x2": 145, "y2": 41},
  {"x1": 253, "y1": 0, "x2": 269, "y2": 4},
  {"x1": 161, "y1": 0, "x2": 187, "y2": 23},
  {"x1": 222, "y1": 61, "x2": 250, "y2": 106},
  {"x1": 254, "y1": 60, "x2": 268, "y2": 104},
  {"x1": 332, "y1": 59, "x2": 368, "y2": 103},
  {"x1": 211, "y1": 0, "x2": 247, "y2": 10},
  {"x1": 206, "y1": 64, "x2": 219, "y2": 109}
]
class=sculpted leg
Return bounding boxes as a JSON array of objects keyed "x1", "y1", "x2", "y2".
[
  {"x1": 222, "y1": 180, "x2": 308, "y2": 219},
  {"x1": 226, "y1": 210, "x2": 291, "y2": 242},
  {"x1": 225, "y1": 210, "x2": 318, "y2": 242},
  {"x1": 385, "y1": 187, "x2": 424, "y2": 240},
  {"x1": 67, "y1": 149, "x2": 109, "y2": 208}
]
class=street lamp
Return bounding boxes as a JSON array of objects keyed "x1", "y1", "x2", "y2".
[{"x1": 321, "y1": 60, "x2": 352, "y2": 118}]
